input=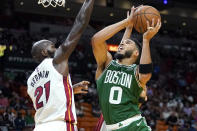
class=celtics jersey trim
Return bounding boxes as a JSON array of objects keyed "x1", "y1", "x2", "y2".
[{"x1": 96, "y1": 60, "x2": 143, "y2": 125}]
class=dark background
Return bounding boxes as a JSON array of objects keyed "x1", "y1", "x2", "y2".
[{"x1": 0, "y1": 0, "x2": 197, "y2": 130}]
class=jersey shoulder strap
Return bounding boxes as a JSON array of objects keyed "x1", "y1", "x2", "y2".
[{"x1": 111, "y1": 60, "x2": 137, "y2": 69}]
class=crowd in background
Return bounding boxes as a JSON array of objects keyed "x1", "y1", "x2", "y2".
[{"x1": 0, "y1": 9, "x2": 197, "y2": 131}]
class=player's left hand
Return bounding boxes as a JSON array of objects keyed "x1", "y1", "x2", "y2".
[
  {"x1": 73, "y1": 81, "x2": 90, "y2": 95},
  {"x1": 143, "y1": 19, "x2": 161, "y2": 41}
]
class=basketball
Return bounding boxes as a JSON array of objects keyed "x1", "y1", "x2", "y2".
[{"x1": 133, "y1": 5, "x2": 161, "y2": 33}]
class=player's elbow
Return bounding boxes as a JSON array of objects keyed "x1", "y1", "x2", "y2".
[
  {"x1": 139, "y1": 73, "x2": 152, "y2": 84},
  {"x1": 91, "y1": 35, "x2": 98, "y2": 44},
  {"x1": 91, "y1": 33, "x2": 102, "y2": 44},
  {"x1": 61, "y1": 43, "x2": 69, "y2": 51},
  {"x1": 91, "y1": 37, "x2": 96, "y2": 45}
]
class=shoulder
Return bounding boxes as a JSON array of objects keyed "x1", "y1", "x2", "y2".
[{"x1": 27, "y1": 58, "x2": 52, "y2": 84}]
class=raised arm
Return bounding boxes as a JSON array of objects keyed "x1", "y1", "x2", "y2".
[
  {"x1": 121, "y1": 6, "x2": 143, "y2": 42},
  {"x1": 53, "y1": 0, "x2": 94, "y2": 64},
  {"x1": 92, "y1": 7, "x2": 135, "y2": 79},
  {"x1": 92, "y1": 20, "x2": 128, "y2": 79},
  {"x1": 138, "y1": 19, "x2": 161, "y2": 85},
  {"x1": 121, "y1": 9, "x2": 134, "y2": 43}
]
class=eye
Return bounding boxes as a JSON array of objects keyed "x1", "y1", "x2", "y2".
[{"x1": 125, "y1": 41, "x2": 130, "y2": 44}]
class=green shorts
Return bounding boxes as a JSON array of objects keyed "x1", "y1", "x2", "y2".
[{"x1": 115, "y1": 117, "x2": 151, "y2": 131}]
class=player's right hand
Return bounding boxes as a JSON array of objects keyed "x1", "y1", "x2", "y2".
[
  {"x1": 127, "y1": 6, "x2": 135, "y2": 27},
  {"x1": 127, "y1": 5, "x2": 143, "y2": 27}
]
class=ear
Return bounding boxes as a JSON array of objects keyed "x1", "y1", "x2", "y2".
[
  {"x1": 134, "y1": 50, "x2": 139, "y2": 57},
  {"x1": 41, "y1": 49, "x2": 48, "y2": 57}
]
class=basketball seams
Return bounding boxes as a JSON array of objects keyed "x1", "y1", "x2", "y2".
[
  {"x1": 134, "y1": 13, "x2": 160, "y2": 17},
  {"x1": 133, "y1": 8, "x2": 140, "y2": 32},
  {"x1": 144, "y1": 7, "x2": 153, "y2": 27},
  {"x1": 144, "y1": 7, "x2": 160, "y2": 27},
  {"x1": 139, "y1": 8, "x2": 145, "y2": 33},
  {"x1": 142, "y1": 6, "x2": 152, "y2": 32},
  {"x1": 144, "y1": 14, "x2": 160, "y2": 26},
  {"x1": 134, "y1": 11, "x2": 139, "y2": 32},
  {"x1": 133, "y1": 6, "x2": 161, "y2": 33},
  {"x1": 144, "y1": 6, "x2": 153, "y2": 12},
  {"x1": 144, "y1": 6, "x2": 160, "y2": 16}
]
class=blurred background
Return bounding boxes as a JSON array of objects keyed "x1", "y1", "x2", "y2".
[{"x1": 0, "y1": 0, "x2": 197, "y2": 131}]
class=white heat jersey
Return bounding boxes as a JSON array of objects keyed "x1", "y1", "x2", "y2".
[{"x1": 27, "y1": 58, "x2": 77, "y2": 126}]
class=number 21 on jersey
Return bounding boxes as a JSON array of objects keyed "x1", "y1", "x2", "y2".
[
  {"x1": 34, "y1": 81, "x2": 50, "y2": 109},
  {"x1": 109, "y1": 86, "x2": 122, "y2": 104}
]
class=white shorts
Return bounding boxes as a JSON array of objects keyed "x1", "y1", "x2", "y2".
[{"x1": 34, "y1": 121, "x2": 77, "y2": 131}]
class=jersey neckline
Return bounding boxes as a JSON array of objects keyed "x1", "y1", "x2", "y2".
[{"x1": 112, "y1": 60, "x2": 136, "y2": 68}]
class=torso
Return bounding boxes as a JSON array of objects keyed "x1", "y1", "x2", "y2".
[
  {"x1": 96, "y1": 60, "x2": 143, "y2": 125},
  {"x1": 27, "y1": 58, "x2": 77, "y2": 125}
]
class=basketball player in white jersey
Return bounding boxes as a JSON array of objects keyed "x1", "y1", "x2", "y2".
[{"x1": 27, "y1": 0, "x2": 94, "y2": 130}]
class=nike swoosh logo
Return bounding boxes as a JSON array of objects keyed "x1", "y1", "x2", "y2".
[{"x1": 137, "y1": 120, "x2": 142, "y2": 126}]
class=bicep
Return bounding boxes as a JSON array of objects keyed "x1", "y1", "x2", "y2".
[
  {"x1": 53, "y1": 17, "x2": 84, "y2": 64},
  {"x1": 53, "y1": 44, "x2": 69, "y2": 64},
  {"x1": 53, "y1": 33, "x2": 81, "y2": 64},
  {"x1": 92, "y1": 40, "x2": 112, "y2": 80},
  {"x1": 92, "y1": 40, "x2": 112, "y2": 67},
  {"x1": 139, "y1": 73, "x2": 152, "y2": 85}
]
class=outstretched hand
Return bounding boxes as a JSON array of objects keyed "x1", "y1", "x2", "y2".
[
  {"x1": 73, "y1": 81, "x2": 90, "y2": 95},
  {"x1": 143, "y1": 19, "x2": 161, "y2": 41}
]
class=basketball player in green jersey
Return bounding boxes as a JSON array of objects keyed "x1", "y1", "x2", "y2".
[{"x1": 91, "y1": 6, "x2": 161, "y2": 131}]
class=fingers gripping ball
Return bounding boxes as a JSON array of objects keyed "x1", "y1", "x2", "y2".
[{"x1": 133, "y1": 5, "x2": 161, "y2": 33}]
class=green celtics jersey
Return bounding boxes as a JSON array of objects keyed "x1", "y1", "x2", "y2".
[{"x1": 96, "y1": 60, "x2": 143, "y2": 125}]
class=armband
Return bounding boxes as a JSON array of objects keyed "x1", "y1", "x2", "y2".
[{"x1": 139, "y1": 63, "x2": 153, "y2": 74}]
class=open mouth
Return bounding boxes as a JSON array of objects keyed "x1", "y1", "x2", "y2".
[{"x1": 118, "y1": 46, "x2": 123, "y2": 51}]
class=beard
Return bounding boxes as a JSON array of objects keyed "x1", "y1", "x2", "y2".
[{"x1": 114, "y1": 50, "x2": 133, "y2": 60}]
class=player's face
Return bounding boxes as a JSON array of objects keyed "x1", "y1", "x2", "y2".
[
  {"x1": 117, "y1": 39, "x2": 136, "y2": 54},
  {"x1": 46, "y1": 43, "x2": 56, "y2": 58},
  {"x1": 115, "y1": 39, "x2": 138, "y2": 60},
  {"x1": 116, "y1": 39, "x2": 136, "y2": 58}
]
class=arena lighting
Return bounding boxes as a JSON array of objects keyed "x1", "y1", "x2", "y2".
[
  {"x1": 20, "y1": 1, "x2": 24, "y2": 6},
  {"x1": 108, "y1": 44, "x2": 118, "y2": 52},
  {"x1": 66, "y1": 7, "x2": 70, "y2": 11},
  {"x1": 163, "y1": 20, "x2": 167, "y2": 24},
  {"x1": 0, "y1": 28, "x2": 3, "y2": 31},
  {"x1": 0, "y1": 45, "x2": 12, "y2": 57},
  {"x1": 163, "y1": 0, "x2": 168, "y2": 5},
  {"x1": 109, "y1": 13, "x2": 114, "y2": 17},
  {"x1": 182, "y1": 22, "x2": 187, "y2": 26}
]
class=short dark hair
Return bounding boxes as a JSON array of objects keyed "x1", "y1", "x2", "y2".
[{"x1": 131, "y1": 38, "x2": 141, "y2": 52}]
